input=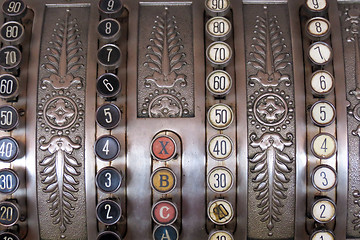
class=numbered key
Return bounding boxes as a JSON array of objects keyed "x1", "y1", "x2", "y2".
[
  {"x1": 208, "y1": 230, "x2": 234, "y2": 240},
  {"x1": 208, "y1": 199, "x2": 234, "y2": 225},
  {"x1": 1, "y1": 0, "x2": 27, "y2": 19},
  {"x1": 0, "y1": 106, "x2": 18, "y2": 131},
  {"x1": 312, "y1": 165, "x2": 337, "y2": 191},
  {"x1": 208, "y1": 167, "x2": 233, "y2": 193},
  {"x1": 311, "y1": 70, "x2": 334, "y2": 96},
  {"x1": 0, "y1": 201, "x2": 19, "y2": 226},
  {"x1": 0, "y1": 21, "x2": 24, "y2": 45},
  {"x1": 305, "y1": 0, "x2": 328, "y2": 15},
  {"x1": 97, "y1": 44, "x2": 121, "y2": 70},
  {"x1": 96, "y1": 167, "x2": 122, "y2": 193},
  {"x1": 308, "y1": 42, "x2": 332, "y2": 66},
  {"x1": 96, "y1": 199, "x2": 122, "y2": 225},
  {"x1": 151, "y1": 200, "x2": 178, "y2": 225},
  {"x1": 206, "y1": 17, "x2": 232, "y2": 41},
  {"x1": 95, "y1": 135, "x2": 120, "y2": 161},
  {"x1": 311, "y1": 133, "x2": 337, "y2": 159},
  {"x1": 205, "y1": 0, "x2": 231, "y2": 16},
  {"x1": 206, "y1": 41, "x2": 232, "y2": 68},
  {"x1": 0, "y1": 169, "x2": 19, "y2": 194},
  {"x1": 97, "y1": 73, "x2": 121, "y2": 99},
  {"x1": 98, "y1": 18, "x2": 121, "y2": 43},
  {"x1": 311, "y1": 198, "x2": 336, "y2": 223},
  {"x1": 0, "y1": 46, "x2": 21, "y2": 71},
  {"x1": 310, "y1": 101, "x2": 335, "y2": 127},
  {"x1": 97, "y1": 231, "x2": 121, "y2": 240},
  {"x1": 151, "y1": 135, "x2": 177, "y2": 161},
  {"x1": 311, "y1": 230, "x2": 335, "y2": 240},
  {"x1": 0, "y1": 137, "x2": 18, "y2": 162},
  {"x1": 96, "y1": 103, "x2": 121, "y2": 129},
  {"x1": 98, "y1": 0, "x2": 124, "y2": 17},
  {"x1": 0, "y1": 232, "x2": 20, "y2": 240},
  {"x1": 153, "y1": 225, "x2": 179, "y2": 240},
  {"x1": 306, "y1": 17, "x2": 330, "y2": 40},
  {"x1": 208, "y1": 134, "x2": 233, "y2": 160},
  {"x1": 206, "y1": 70, "x2": 232, "y2": 96},
  {"x1": 150, "y1": 167, "x2": 176, "y2": 194},
  {"x1": 0, "y1": 74, "x2": 18, "y2": 100},
  {"x1": 207, "y1": 103, "x2": 233, "y2": 130}
]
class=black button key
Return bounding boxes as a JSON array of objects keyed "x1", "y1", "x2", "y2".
[
  {"x1": 96, "y1": 199, "x2": 122, "y2": 225},
  {"x1": 95, "y1": 135, "x2": 120, "y2": 161},
  {"x1": 97, "y1": 231, "x2": 121, "y2": 240},
  {"x1": 0, "y1": 74, "x2": 19, "y2": 99},
  {"x1": 98, "y1": 0, "x2": 124, "y2": 17},
  {"x1": 0, "y1": 232, "x2": 20, "y2": 240},
  {"x1": 2, "y1": 0, "x2": 27, "y2": 19},
  {"x1": 96, "y1": 73, "x2": 121, "y2": 98},
  {"x1": 0, "y1": 21, "x2": 24, "y2": 45},
  {"x1": 96, "y1": 103, "x2": 121, "y2": 129},
  {"x1": 0, "y1": 137, "x2": 19, "y2": 162},
  {"x1": 97, "y1": 44, "x2": 121, "y2": 70},
  {"x1": 0, "y1": 105, "x2": 19, "y2": 131},
  {"x1": 96, "y1": 167, "x2": 122, "y2": 193},
  {"x1": 0, "y1": 201, "x2": 19, "y2": 226},
  {"x1": 98, "y1": 18, "x2": 121, "y2": 43},
  {"x1": 0, "y1": 46, "x2": 21, "y2": 71},
  {"x1": 0, "y1": 169, "x2": 19, "y2": 194}
]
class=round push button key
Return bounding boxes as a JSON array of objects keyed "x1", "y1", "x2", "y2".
[
  {"x1": 310, "y1": 101, "x2": 335, "y2": 127},
  {"x1": 0, "y1": 46, "x2": 21, "y2": 71},
  {"x1": 98, "y1": 0, "x2": 124, "y2": 17},
  {"x1": 0, "y1": 74, "x2": 19, "y2": 99},
  {"x1": 150, "y1": 168, "x2": 176, "y2": 194},
  {"x1": 207, "y1": 103, "x2": 233, "y2": 130},
  {"x1": 209, "y1": 230, "x2": 234, "y2": 240},
  {"x1": 208, "y1": 167, "x2": 233, "y2": 193},
  {"x1": 0, "y1": 137, "x2": 19, "y2": 162},
  {"x1": 0, "y1": 169, "x2": 19, "y2": 194},
  {"x1": 151, "y1": 135, "x2": 176, "y2": 161},
  {"x1": 311, "y1": 230, "x2": 334, "y2": 240},
  {"x1": 95, "y1": 135, "x2": 120, "y2": 161},
  {"x1": 97, "y1": 231, "x2": 121, "y2": 240},
  {"x1": 96, "y1": 167, "x2": 122, "y2": 193},
  {"x1": 305, "y1": 0, "x2": 328, "y2": 15},
  {"x1": 208, "y1": 199, "x2": 234, "y2": 225},
  {"x1": 206, "y1": 70, "x2": 232, "y2": 96},
  {"x1": 312, "y1": 165, "x2": 337, "y2": 191},
  {"x1": 98, "y1": 44, "x2": 121, "y2": 70},
  {"x1": 306, "y1": 17, "x2": 330, "y2": 40},
  {"x1": 206, "y1": 41, "x2": 232, "y2": 68},
  {"x1": 311, "y1": 133, "x2": 337, "y2": 159},
  {"x1": 311, "y1": 198, "x2": 336, "y2": 223},
  {"x1": 96, "y1": 103, "x2": 121, "y2": 130},
  {"x1": 206, "y1": 17, "x2": 232, "y2": 41},
  {"x1": 311, "y1": 70, "x2": 334, "y2": 96},
  {"x1": 0, "y1": 201, "x2": 19, "y2": 226},
  {"x1": 205, "y1": 0, "x2": 231, "y2": 17},
  {"x1": 152, "y1": 200, "x2": 178, "y2": 225},
  {"x1": 98, "y1": 18, "x2": 121, "y2": 43},
  {"x1": 96, "y1": 199, "x2": 122, "y2": 225},
  {"x1": 0, "y1": 106, "x2": 18, "y2": 131},
  {"x1": 97, "y1": 73, "x2": 121, "y2": 99},
  {"x1": 153, "y1": 225, "x2": 179, "y2": 240},
  {"x1": 0, "y1": 232, "x2": 20, "y2": 240},
  {"x1": 308, "y1": 42, "x2": 332, "y2": 66},
  {"x1": 2, "y1": 0, "x2": 26, "y2": 19},
  {"x1": 208, "y1": 134, "x2": 233, "y2": 160},
  {"x1": 0, "y1": 21, "x2": 24, "y2": 45}
]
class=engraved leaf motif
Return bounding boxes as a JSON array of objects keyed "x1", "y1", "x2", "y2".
[{"x1": 250, "y1": 133, "x2": 293, "y2": 235}]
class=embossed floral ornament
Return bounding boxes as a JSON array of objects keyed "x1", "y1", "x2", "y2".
[
  {"x1": 249, "y1": 132, "x2": 293, "y2": 236},
  {"x1": 149, "y1": 95, "x2": 182, "y2": 118},
  {"x1": 46, "y1": 99, "x2": 75, "y2": 127},
  {"x1": 254, "y1": 93, "x2": 288, "y2": 126},
  {"x1": 39, "y1": 135, "x2": 81, "y2": 233}
]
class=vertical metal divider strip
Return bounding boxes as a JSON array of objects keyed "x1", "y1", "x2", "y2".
[
  {"x1": 328, "y1": 0, "x2": 348, "y2": 238},
  {"x1": 233, "y1": 1, "x2": 247, "y2": 239},
  {"x1": 288, "y1": 0, "x2": 308, "y2": 239}
]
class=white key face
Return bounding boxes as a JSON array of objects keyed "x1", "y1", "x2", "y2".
[
  {"x1": 206, "y1": 42, "x2": 232, "y2": 67},
  {"x1": 208, "y1": 104, "x2": 233, "y2": 130},
  {"x1": 208, "y1": 199, "x2": 234, "y2": 225},
  {"x1": 206, "y1": 17, "x2": 231, "y2": 40},
  {"x1": 208, "y1": 135, "x2": 233, "y2": 160},
  {"x1": 208, "y1": 231, "x2": 234, "y2": 240},
  {"x1": 311, "y1": 101, "x2": 335, "y2": 126},
  {"x1": 307, "y1": 17, "x2": 330, "y2": 39},
  {"x1": 207, "y1": 70, "x2": 232, "y2": 96},
  {"x1": 309, "y1": 42, "x2": 332, "y2": 65},
  {"x1": 312, "y1": 199, "x2": 336, "y2": 223},
  {"x1": 206, "y1": 0, "x2": 230, "y2": 12},
  {"x1": 311, "y1": 70, "x2": 334, "y2": 95},
  {"x1": 208, "y1": 167, "x2": 233, "y2": 193},
  {"x1": 306, "y1": 0, "x2": 327, "y2": 12},
  {"x1": 312, "y1": 165, "x2": 337, "y2": 191},
  {"x1": 311, "y1": 230, "x2": 334, "y2": 240},
  {"x1": 311, "y1": 133, "x2": 337, "y2": 159}
]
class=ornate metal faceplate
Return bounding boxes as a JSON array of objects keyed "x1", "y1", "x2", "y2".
[
  {"x1": 244, "y1": 4, "x2": 296, "y2": 239},
  {"x1": 36, "y1": 6, "x2": 88, "y2": 239},
  {"x1": 340, "y1": 3, "x2": 360, "y2": 238},
  {"x1": 137, "y1": 3, "x2": 194, "y2": 118}
]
